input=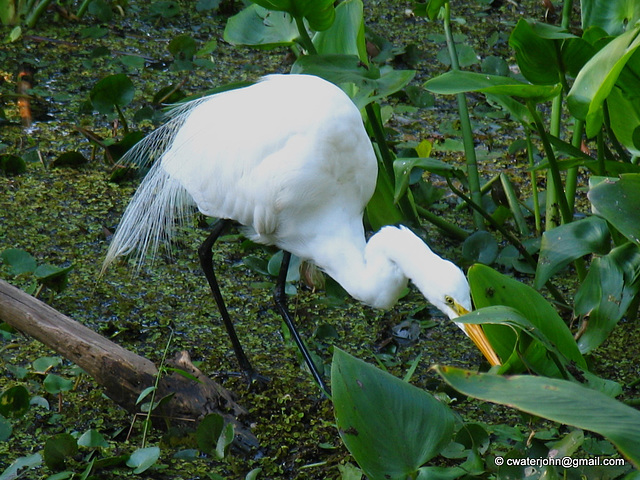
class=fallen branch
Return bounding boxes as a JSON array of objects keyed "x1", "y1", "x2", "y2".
[{"x1": 0, "y1": 279, "x2": 257, "y2": 451}]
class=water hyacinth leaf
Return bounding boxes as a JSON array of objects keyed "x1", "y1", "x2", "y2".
[
  {"x1": 78, "y1": 429, "x2": 109, "y2": 448},
  {"x1": 588, "y1": 174, "x2": 640, "y2": 245},
  {"x1": 425, "y1": 70, "x2": 561, "y2": 102},
  {"x1": 43, "y1": 374, "x2": 74, "y2": 395},
  {"x1": 534, "y1": 216, "x2": 611, "y2": 289},
  {"x1": 0, "y1": 248, "x2": 36, "y2": 276},
  {"x1": 252, "y1": 0, "x2": 335, "y2": 31},
  {"x1": 44, "y1": 433, "x2": 78, "y2": 470},
  {"x1": 468, "y1": 264, "x2": 585, "y2": 371},
  {"x1": 567, "y1": 25, "x2": 640, "y2": 138},
  {"x1": 90, "y1": 74, "x2": 135, "y2": 115},
  {"x1": 0, "y1": 385, "x2": 30, "y2": 418},
  {"x1": 575, "y1": 242, "x2": 640, "y2": 353},
  {"x1": 581, "y1": 0, "x2": 640, "y2": 36},
  {"x1": 34, "y1": 264, "x2": 73, "y2": 293},
  {"x1": 0, "y1": 453, "x2": 42, "y2": 480},
  {"x1": 313, "y1": 0, "x2": 366, "y2": 61},
  {"x1": 332, "y1": 348, "x2": 455, "y2": 480},
  {"x1": 32, "y1": 356, "x2": 62, "y2": 374},
  {"x1": 223, "y1": 5, "x2": 299, "y2": 48},
  {"x1": 291, "y1": 54, "x2": 415, "y2": 109},
  {"x1": 51, "y1": 151, "x2": 88, "y2": 168},
  {"x1": 126, "y1": 446, "x2": 160, "y2": 473},
  {"x1": 196, "y1": 413, "x2": 224, "y2": 455},
  {"x1": 462, "y1": 231, "x2": 498, "y2": 265},
  {"x1": 434, "y1": 366, "x2": 640, "y2": 467}
]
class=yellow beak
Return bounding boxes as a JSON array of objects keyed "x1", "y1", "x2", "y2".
[{"x1": 454, "y1": 304, "x2": 501, "y2": 367}]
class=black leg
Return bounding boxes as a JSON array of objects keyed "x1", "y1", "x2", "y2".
[
  {"x1": 198, "y1": 219, "x2": 266, "y2": 384},
  {"x1": 274, "y1": 251, "x2": 330, "y2": 394}
]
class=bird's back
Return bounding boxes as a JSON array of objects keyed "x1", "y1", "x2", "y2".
[
  {"x1": 103, "y1": 74, "x2": 377, "y2": 270},
  {"x1": 162, "y1": 74, "x2": 377, "y2": 256}
]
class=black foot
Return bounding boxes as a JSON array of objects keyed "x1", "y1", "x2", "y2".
[{"x1": 244, "y1": 369, "x2": 270, "y2": 391}]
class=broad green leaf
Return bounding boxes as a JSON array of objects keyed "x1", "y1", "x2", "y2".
[
  {"x1": 0, "y1": 453, "x2": 42, "y2": 480},
  {"x1": 313, "y1": 0, "x2": 366, "y2": 61},
  {"x1": 332, "y1": 348, "x2": 455, "y2": 480},
  {"x1": 535, "y1": 216, "x2": 611, "y2": 289},
  {"x1": 32, "y1": 356, "x2": 62, "y2": 374},
  {"x1": 0, "y1": 154, "x2": 27, "y2": 175},
  {"x1": 90, "y1": 74, "x2": 135, "y2": 115},
  {"x1": 509, "y1": 19, "x2": 563, "y2": 85},
  {"x1": 461, "y1": 231, "x2": 498, "y2": 265},
  {"x1": 575, "y1": 242, "x2": 640, "y2": 352},
  {"x1": 392, "y1": 156, "x2": 462, "y2": 203},
  {"x1": 34, "y1": 264, "x2": 73, "y2": 293},
  {"x1": 196, "y1": 413, "x2": 224, "y2": 455},
  {"x1": 223, "y1": 4, "x2": 299, "y2": 48},
  {"x1": 44, "y1": 433, "x2": 78, "y2": 470},
  {"x1": 0, "y1": 415, "x2": 11, "y2": 441},
  {"x1": 0, "y1": 249, "x2": 36, "y2": 275},
  {"x1": 0, "y1": 385, "x2": 30, "y2": 418},
  {"x1": 126, "y1": 446, "x2": 160, "y2": 474},
  {"x1": 581, "y1": 0, "x2": 640, "y2": 36},
  {"x1": 252, "y1": 0, "x2": 335, "y2": 31},
  {"x1": 78, "y1": 429, "x2": 109, "y2": 448},
  {"x1": 567, "y1": 25, "x2": 640, "y2": 137},
  {"x1": 366, "y1": 164, "x2": 406, "y2": 230},
  {"x1": 468, "y1": 264, "x2": 585, "y2": 372},
  {"x1": 291, "y1": 54, "x2": 415, "y2": 109},
  {"x1": 43, "y1": 374, "x2": 74, "y2": 395},
  {"x1": 589, "y1": 174, "x2": 640, "y2": 245},
  {"x1": 607, "y1": 86, "x2": 640, "y2": 157},
  {"x1": 435, "y1": 366, "x2": 640, "y2": 467},
  {"x1": 425, "y1": 70, "x2": 561, "y2": 102}
]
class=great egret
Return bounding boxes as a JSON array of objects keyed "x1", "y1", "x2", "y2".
[{"x1": 102, "y1": 74, "x2": 500, "y2": 392}]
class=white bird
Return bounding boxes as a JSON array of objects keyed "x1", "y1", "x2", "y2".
[{"x1": 102, "y1": 74, "x2": 500, "y2": 392}]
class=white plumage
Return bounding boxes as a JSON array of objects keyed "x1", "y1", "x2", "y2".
[{"x1": 103, "y1": 74, "x2": 500, "y2": 389}]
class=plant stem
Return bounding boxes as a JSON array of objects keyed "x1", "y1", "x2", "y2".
[
  {"x1": 294, "y1": 16, "x2": 317, "y2": 55},
  {"x1": 565, "y1": 119, "x2": 583, "y2": 211},
  {"x1": 25, "y1": 0, "x2": 55, "y2": 28},
  {"x1": 416, "y1": 205, "x2": 469, "y2": 240},
  {"x1": 527, "y1": 101, "x2": 572, "y2": 224},
  {"x1": 443, "y1": 2, "x2": 484, "y2": 230},
  {"x1": 447, "y1": 177, "x2": 569, "y2": 309},
  {"x1": 525, "y1": 129, "x2": 542, "y2": 234}
]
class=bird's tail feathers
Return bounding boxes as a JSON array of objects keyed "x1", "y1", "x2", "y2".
[{"x1": 101, "y1": 99, "x2": 207, "y2": 274}]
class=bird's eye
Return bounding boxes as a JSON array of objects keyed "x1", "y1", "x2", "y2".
[{"x1": 445, "y1": 295, "x2": 455, "y2": 307}]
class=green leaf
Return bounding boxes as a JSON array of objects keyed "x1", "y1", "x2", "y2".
[
  {"x1": 332, "y1": 348, "x2": 455, "y2": 480},
  {"x1": 291, "y1": 54, "x2": 415, "y2": 109},
  {"x1": 34, "y1": 264, "x2": 73, "y2": 293},
  {"x1": 392, "y1": 156, "x2": 462, "y2": 203},
  {"x1": 462, "y1": 231, "x2": 498, "y2": 265},
  {"x1": 607, "y1": 85, "x2": 640, "y2": 157},
  {"x1": 51, "y1": 151, "x2": 88, "y2": 168},
  {"x1": 575, "y1": 242, "x2": 640, "y2": 353},
  {"x1": 425, "y1": 70, "x2": 561, "y2": 102},
  {"x1": 534, "y1": 216, "x2": 611, "y2": 289},
  {"x1": 581, "y1": 0, "x2": 640, "y2": 36},
  {"x1": 588, "y1": 174, "x2": 640, "y2": 244},
  {"x1": 252, "y1": 0, "x2": 335, "y2": 31},
  {"x1": 0, "y1": 385, "x2": 30, "y2": 418},
  {"x1": 77, "y1": 429, "x2": 109, "y2": 448},
  {"x1": 313, "y1": 0, "x2": 366, "y2": 61},
  {"x1": 434, "y1": 366, "x2": 640, "y2": 467},
  {"x1": 90, "y1": 74, "x2": 135, "y2": 115},
  {"x1": 0, "y1": 249, "x2": 36, "y2": 275},
  {"x1": 43, "y1": 374, "x2": 74, "y2": 395},
  {"x1": 126, "y1": 446, "x2": 160, "y2": 474},
  {"x1": 0, "y1": 453, "x2": 42, "y2": 480},
  {"x1": 32, "y1": 356, "x2": 62, "y2": 374},
  {"x1": 0, "y1": 415, "x2": 12, "y2": 441},
  {"x1": 196, "y1": 414, "x2": 224, "y2": 455},
  {"x1": 0, "y1": 154, "x2": 27, "y2": 175},
  {"x1": 508, "y1": 19, "x2": 567, "y2": 85},
  {"x1": 567, "y1": 25, "x2": 640, "y2": 137},
  {"x1": 468, "y1": 264, "x2": 585, "y2": 374},
  {"x1": 44, "y1": 433, "x2": 78, "y2": 470},
  {"x1": 223, "y1": 4, "x2": 299, "y2": 48}
]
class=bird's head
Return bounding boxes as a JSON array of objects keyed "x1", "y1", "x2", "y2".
[{"x1": 423, "y1": 259, "x2": 472, "y2": 321}]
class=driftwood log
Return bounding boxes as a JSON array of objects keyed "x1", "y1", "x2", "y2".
[{"x1": 0, "y1": 279, "x2": 257, "y2": 450}]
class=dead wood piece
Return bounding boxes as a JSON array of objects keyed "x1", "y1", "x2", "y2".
[{"x1": 0, "y1": 279, "x2": 257, "y2": 449}]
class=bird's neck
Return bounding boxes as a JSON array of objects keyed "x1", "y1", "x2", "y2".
[{"x1": 313, "y1": 226, "x2": 440, "y2": 310}]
